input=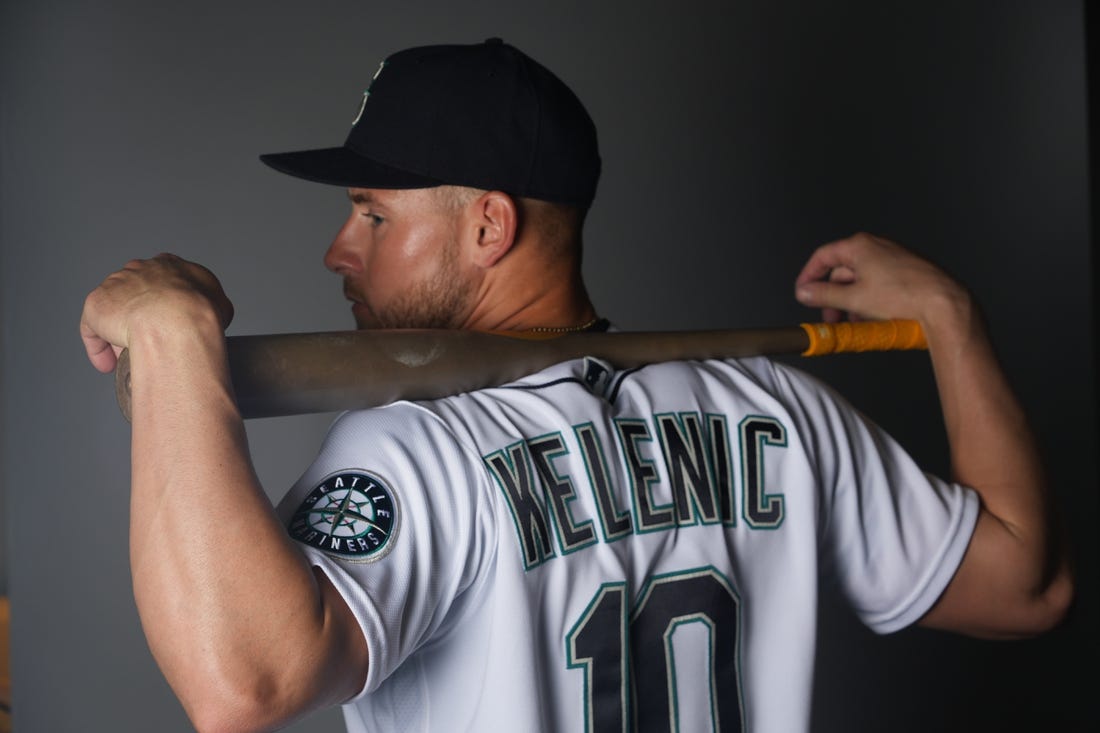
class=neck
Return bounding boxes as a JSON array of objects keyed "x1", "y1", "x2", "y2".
[
  {"x1": 463, "y1": 285, "x2": 597, "y2": 332},
  {"x1": 461, "y1": 250, "x2": 597, "y2": 333}
]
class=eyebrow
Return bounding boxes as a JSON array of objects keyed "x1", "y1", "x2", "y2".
[{"x1": 347, "y1": 190, "x2": 375, "y2": 205}]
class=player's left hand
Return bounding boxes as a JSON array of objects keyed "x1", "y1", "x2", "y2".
[{"x1": 793, "y1": 232, "x2": 969, "y2": 328}]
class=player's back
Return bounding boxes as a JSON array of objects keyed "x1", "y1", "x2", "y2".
[{"x1": 279, "y1": 356, "x2": 976, "y2": 732}]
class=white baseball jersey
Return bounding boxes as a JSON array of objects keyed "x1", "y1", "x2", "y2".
[{"x1": 276, "y1": 356, "x2": 978, "y2": 732}]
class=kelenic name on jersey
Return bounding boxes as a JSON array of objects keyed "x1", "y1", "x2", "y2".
[
  {"x1": 484, "y1": 411, "x2": 788, "y2": 570},
  {"x1": 288, "y1": 470, "x2": 399, "y2": 562}
]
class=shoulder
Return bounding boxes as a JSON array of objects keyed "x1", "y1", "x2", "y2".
[
  {"x1": 295, "y1": 402, "x2": 496, "y2": 520},
  {"x1": 321, "y1": 401, "x2": 477, "y2": 457},
  {"x1": 624, "y1": 356, "x2": 848, "y2": 417}
]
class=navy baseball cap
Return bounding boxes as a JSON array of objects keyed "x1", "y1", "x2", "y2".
[{"x1": 260, "y1": 38, "x2": 601, "y2": 207}]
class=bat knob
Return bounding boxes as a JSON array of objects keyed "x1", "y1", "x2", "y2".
[{"x1": 115, "y1": 348, "x2": 133, "y2": 423}]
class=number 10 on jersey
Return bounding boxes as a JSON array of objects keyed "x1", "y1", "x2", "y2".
[{"x1": 566, "y1": 567, "x2": 744, "y2": 732}]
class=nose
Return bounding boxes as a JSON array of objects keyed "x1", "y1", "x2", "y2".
[{"x1": 324, "y1": 214, "x2": 361, "y2": 274}]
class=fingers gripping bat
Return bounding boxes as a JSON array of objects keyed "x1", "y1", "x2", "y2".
[{"x1": 114, "y1": 320, "x2": 926, "y2": 421}]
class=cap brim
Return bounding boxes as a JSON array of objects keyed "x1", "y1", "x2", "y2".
[{"x1": 259, "y1": 146, "x2": 442, "y2": 189}]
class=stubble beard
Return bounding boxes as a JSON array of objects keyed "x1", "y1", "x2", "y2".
[{"x1": 361, "y1": 234, "x2": 473, "y2": 330}]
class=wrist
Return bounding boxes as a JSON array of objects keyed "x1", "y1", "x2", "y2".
[
  {"x1": 126, "y1": 295, "x2": 226, "y2": 353},
  {"x1": 920, "y1": 283, "x2": 987, "y2": 356},
  {"x1": 125, "y1": 303, "x2": 230, "y2": 394}
]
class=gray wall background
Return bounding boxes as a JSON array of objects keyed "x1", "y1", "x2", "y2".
[{"x1": 2, "y1": 0, "x2": 1095, "y2": 730}]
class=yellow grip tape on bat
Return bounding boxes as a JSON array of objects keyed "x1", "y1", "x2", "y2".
[{"x1": 800, "y1": 319, "x2": 927, "y2": 356}]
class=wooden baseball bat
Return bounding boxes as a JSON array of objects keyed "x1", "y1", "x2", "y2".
[{"x1": 115, "y1": 320, "x2": 926, "y2": 421}]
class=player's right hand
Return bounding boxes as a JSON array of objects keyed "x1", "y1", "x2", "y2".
[{"x1": 80, "y1": 254, "x2": 234, "y2": 373}]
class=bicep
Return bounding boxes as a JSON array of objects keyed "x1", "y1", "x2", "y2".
[
  {"x1": 918, "y1": 506, "x2": 1073, "y2": 638},
  {"x1": 299, "y1": 567, "x2": 371, "y2": 706}
]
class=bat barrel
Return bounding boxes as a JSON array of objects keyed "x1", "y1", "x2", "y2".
[
  {"x1": 227, "y1": 327, "x2": 811, "y2": 419},
  {"x1": 114, "y1": 321, "x2": 924, "y2": 421}
]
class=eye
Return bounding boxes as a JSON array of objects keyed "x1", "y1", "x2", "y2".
[{"x1": 361, "y1": 212, "x2": 384, "y2": 226}]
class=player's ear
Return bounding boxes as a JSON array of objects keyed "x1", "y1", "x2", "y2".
[{"x1": 464, "y1": 190, "x2": 517, "y2": 268}]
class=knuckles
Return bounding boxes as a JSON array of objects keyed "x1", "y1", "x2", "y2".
[{"x1": 83, "y1": 255, "x2": 233, "y2": 328}]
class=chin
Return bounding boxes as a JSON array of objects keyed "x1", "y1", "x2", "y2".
[{"x1": 351, "y1": 303, "x2": 377, "y2": 330}]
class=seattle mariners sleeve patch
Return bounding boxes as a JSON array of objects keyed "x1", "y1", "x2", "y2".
[{"x1": 288, "y1": 470, "x2": 400, "y2": 562}]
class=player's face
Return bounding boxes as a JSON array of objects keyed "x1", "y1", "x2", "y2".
[{"x1": 325, "y1": 187, "x2": 477, "y2": 329}]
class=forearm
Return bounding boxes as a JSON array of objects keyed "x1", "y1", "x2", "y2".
[
  {"x1": 924, "y1": 294, "x2": 1042, "y2": 533},
  {"x1": 920, "y1": 291, "x2": 1072, "y2": 635},
  {"x1": 126, "y1": 320, "x2": 362, "y2": 730}
]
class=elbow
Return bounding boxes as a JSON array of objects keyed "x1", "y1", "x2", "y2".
[
  {"x1": 170, "y1": 656, "x2": 324, "y2": 733},
  {"x1": 1021, "y1": 562, "x2": 1075, "y2": 636},
  {"x1": 189, "y1": 709, "x2": 261, "y2": 733},
  {"x1": 985, "y1": 561, "x2": 1075, "y2": 640},
  {"x1": 922, "y1": 548, "x2": 1076, "y2": 640},
  {"x1": 181, "y1": 680, "x2": 292, "y2": 733},
  {"x1": 169, "y1": 625, "x2": 366, "y2": 732}
]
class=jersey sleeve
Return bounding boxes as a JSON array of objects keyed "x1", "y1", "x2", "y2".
[
  {"x1": 275, "y1": 404, "x2": 496, "y2": 697},
  {"x1": 764, "y1": 360, "x2": 979, "y2": 634}
]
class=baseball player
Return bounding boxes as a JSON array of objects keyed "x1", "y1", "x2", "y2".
[{"x1": 79, "y1": 40, "x2": 1071, "y2": 732}]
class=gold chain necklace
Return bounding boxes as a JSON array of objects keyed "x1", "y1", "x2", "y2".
[{"x1": 526, "y1": 316, "x2": 603, "y2": 334}]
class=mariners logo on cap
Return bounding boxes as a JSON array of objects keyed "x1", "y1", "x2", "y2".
[
  {"x1": 288, "y1": 470, "x2": 399, "y2": 562},
  {"x1": 352, "y1": 60, "x2": 387, "y2": 126}
]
